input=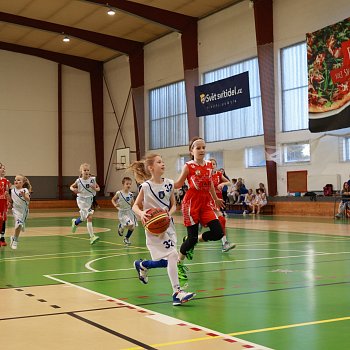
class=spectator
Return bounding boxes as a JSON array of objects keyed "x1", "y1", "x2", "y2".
[
  {"x1": 227, "y1": 178, "x2": 239, "y2": 204},
  {"x1": 251, "y1": 188, "x2": 267, "y2": 214},
  {"x1": 237, "y1": 178, "x2": 248, "y2": 203},
  {"x1": 335, "y1": 182, "x2": 350, "y2": 219},
  {"x1": 242, "y1": 189, "x2": 255, "y2": 215}
]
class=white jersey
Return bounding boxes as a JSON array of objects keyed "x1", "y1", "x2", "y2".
[
  {"x1": 74, "y1": 176, "x2": 97, "y2": 198},
  {"x1": 140, "y1": 178, "x2": 177, "y2": 260},
  {"x1": 115, "y1": 190, "x2": 137, "y2": 227},
  {"x1": 11, "y1": 187, "x2": 30, "y2": 228}
]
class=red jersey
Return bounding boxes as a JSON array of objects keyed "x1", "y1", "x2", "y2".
[
  {"x1": 0, "y1": 177, "x2": 10, "y2": 199},
  {"x1": 212, "y1": 170, "x2": 224, "y2": 197},
  {"x1": 185, "y1": 160, "x2": 213, "y2": 192}
]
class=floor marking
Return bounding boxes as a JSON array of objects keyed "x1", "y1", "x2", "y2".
[
  {"x1": 44, "y1": 274, "x2": 271, "y2": 350},
  {"x1": 229, "y1": 315, "x2": 350, "y2": 336},
  {"x1": 85, "y1": 252, "x2": 150, "y2": 272}
]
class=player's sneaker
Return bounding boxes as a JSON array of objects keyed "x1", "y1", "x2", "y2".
[
  {"x1": 118, "y1": 223, "x2": 124, "y2": 236},
  {"x1": 10, "y1": 236, "x2": 17, "y2": 250},
  {"x1": 172, "y1": 290, "x2": 196, "y2": 306},
  {"x1": 71, "y1": 219, "x2": 77, "y2": 233},
  {"x1": 123, "y1": 237, "x2": 131, "y2": 245},
  {"x1": 90, "y1": 235, "x2": 100, "y2": 245},
  {"x1": 222, "y1": 241, "x2": 236, "y2": 252},
  {"x1": 0, "y1": 238, "x2": 7, "y2": 247},
  {"x1": 134, "y1": 259, "x2": 148, "y2": 284},
  {"x1": 177, "y1": 262, "x2": 188, "y2": 280},
  {"x1": 182, "y1": 236, "x2": 195, "y2": 260}
]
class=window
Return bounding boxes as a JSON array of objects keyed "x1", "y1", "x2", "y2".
[
  {"x1": 245, "y1": 145, "x2": 266, "y2": 167},
  {"x1": 281, "y1": 42, "x2": 308, "y2": 131},
  {"x1": 283, "y1": 142, "x2": 310, "y2": 163},
  {"x1": 177, "y1": 151, "x2": 224, "y2": 172},
  {"x1": 203, "y1": 58, "x2": 263, "y2": 142},
  {"x1": 205, "y1": 151, "x2": 224, "y2": 169},
  {"x1": 176, "y1": 154, "x2": 191, "y2": 173},
  {"x1": 342, "y1": 137, "x2": 350, "y2": 161},
  {"x1": 149, "y1": 81, "x2": 188, "y2": 149}
]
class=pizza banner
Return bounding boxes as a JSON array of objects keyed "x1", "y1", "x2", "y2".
[
  {"x1": 307, "y1": 17, "x2": 350, "y2": 132},
  {"x1": 194, "y1": 72, "x2": 251, "y2": 117}
]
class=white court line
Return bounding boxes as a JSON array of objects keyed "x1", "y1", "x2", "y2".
[
  {"x1": 48, "y1": 250, "x2": 350, "y2": 277},
  {"x1": 43, "y1": 274, "x2": 272, "y2": 350}
]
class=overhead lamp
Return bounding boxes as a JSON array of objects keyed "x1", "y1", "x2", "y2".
[
  {"x1": 107, "y1": 5, "x2": 116, "y2": 15},
  {"x1": 62, "y1": 35, "x2": 70, "y2": 42}
]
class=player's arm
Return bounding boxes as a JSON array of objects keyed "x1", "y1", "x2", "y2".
[
  {"x1": 217, "y1": 174, "x2": 231, "y2": 191},
  {"x1": 168, "y1": 191, "x2": 176, "y2": 217},
  {"x1": 22, "y1": 189, "x2": 31, "y2": 202},
  {"x1": 174, "y1": 165, "x2": 189, "y2": 189},
  {"x1": 70, "y1": 181, "x2": 78, "y2": 194},
  {"x1": 132, "y1": 189, "x2": 150, "y2": 225},
  {"x1": 111, "y1": 192, "x2": 119, "y2": 209},
  {"x1": 93, "y1": 181, "x2": 100, "y2": 192},
  {"x1": 210, "y1": 182, "x2": 224, "y2": 208}
]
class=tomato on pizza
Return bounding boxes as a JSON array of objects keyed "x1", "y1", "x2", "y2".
[{"x1": 307, "y1": 18, "x2": 350, "y2": 113}]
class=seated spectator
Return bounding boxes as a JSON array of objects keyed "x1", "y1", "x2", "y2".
[
  {"x1": 258, "y1": 182, "x2": 267, "y2": 195},
  {"x1": 335, "y1": 182, "x2": 350, "y2": 219},
  {"x1": 242, "y1": 189, "x2": 255, "y2": 214},
  {"x1": 251, "y1": 188, "x2": 267, "y2": 214},
  {"x1": 237, "y1": 178, "x2": 248, "y2": 203},
  {"x1": 227, "y1": 178, "x2": 239, "y2": 204}
]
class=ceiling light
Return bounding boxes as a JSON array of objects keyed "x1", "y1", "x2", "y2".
[
  {"x1": 107, "y1": 6, "x2": 116, "y2": 15},
  {"x1": 62, "y1": 35, "x2": 70, "y2": 43}
]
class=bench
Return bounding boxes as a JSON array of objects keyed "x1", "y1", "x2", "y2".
[{"x1": 225, "y1": 203, "x2": 275, "y2": 215}]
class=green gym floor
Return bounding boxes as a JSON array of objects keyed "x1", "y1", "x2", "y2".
[{"x1": 1, "y1": 209, "x2": 350, "y2": 349}]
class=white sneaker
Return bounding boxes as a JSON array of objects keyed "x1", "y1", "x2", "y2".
[
  {"x1": 90, "y1": 235, "x2": 100, "y2": 245},
  {"x1": 71, "y1": 219, "x2": 77, "y2": 233},
  {"x1": 10, "y1": 236, "x2": 18, "y2": 250},
  {"x1": 123, "y1": 237, "x2": 131, "y2": 245},
  {"x1": 172, "y1": 290, "x2": 196, "y2": 306},
  {"x1": 222, "y1": 241, "x2": 236, "y2": 252},
  {"x1": 134, "y1": 259, "x2": 148, "y2": 284}
]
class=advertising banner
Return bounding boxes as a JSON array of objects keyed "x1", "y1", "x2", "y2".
[{"x1": 195, "y1": 71, "x2": 251, "y2": 117}]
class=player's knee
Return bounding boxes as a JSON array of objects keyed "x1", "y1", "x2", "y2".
[{"x1": 202, "y1": 219, "x2": 224, "y2": 241}]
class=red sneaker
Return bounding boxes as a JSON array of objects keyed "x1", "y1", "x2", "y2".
[{"x1": 0, "y1": 240, "x2": 7, "y2": 247}]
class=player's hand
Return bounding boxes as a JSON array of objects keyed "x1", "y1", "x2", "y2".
[{"x1": 215, "y1": 198, "x2": 225, "y2": 209}]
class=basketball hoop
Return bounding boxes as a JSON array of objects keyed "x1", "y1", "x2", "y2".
[{"x1": 114, "y1": 148, "x2": 130, "y2": 170}]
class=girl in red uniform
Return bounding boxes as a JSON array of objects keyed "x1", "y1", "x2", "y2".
[
  {"x1": 0, "y1": 163, "x2": 11, "y2": 247},
  {"x1": 209, "y1": 158, "x2": 236, "y2": 252},
  {"x1": 175, "y1": 137, "x2": 226, "y2": 280}
]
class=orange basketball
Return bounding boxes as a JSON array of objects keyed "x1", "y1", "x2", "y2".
[{"x1": 144, "y1": 207, "x2": 170, "y2": 234}]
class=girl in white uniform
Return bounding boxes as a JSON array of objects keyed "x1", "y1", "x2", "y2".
[
  {"x1": 9, "y1": 174, "x2": 32, "y2": 250},
  {"x1": 130, "y1": 153, "x2": 195, "y2": 306},
  {"x1": 70, "y1": 163, "x2": 100, "y2": 245},
  {"x1": 111, "y1": 176, "x2": 138, "y2": 245}
]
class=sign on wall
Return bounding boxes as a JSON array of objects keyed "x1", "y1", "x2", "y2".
[
  {"x1": 194, "y1": 71, "x2": 251, "y2": 117},
  {"x1": 307, "y1": 17, "x2": 350, "y2": 132}
]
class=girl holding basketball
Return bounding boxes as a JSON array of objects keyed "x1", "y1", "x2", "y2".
[
  {"x1": 174, "y1": 137, "x2": 227, "y2": 280},
  {"x1": 130, "y1": 154, "x2": 195, "y2": 306},
  {"x1": 9, "y1": 174, "x2": 32, "y2": 250},
  {"x1": 209, "y1": 158, "x2": 236, "y2": 253},
  {"x1": 70, "y1": 163, "x2": 100, "y2": 245}
]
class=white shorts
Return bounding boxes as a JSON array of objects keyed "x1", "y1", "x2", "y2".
[
  {"x1": 77, "y1": 196, "x2": 94, "y2": 221},
  {"x1": 118, "y1": 209, "x2": 138, "y2": 228},
  {"x1": 145, "y1": 220, "x2": 177, "y2": 260},
  {"x1": 12, "y1": 207, "x2": 29, "y2": 230}
]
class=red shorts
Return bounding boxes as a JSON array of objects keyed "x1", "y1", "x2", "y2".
[
  {"x1": 182, "y1": 189, "x2": 218, "y2": 227},
  {"x1": 0, "y1": 198, "x2": 7, "y2": 221}
]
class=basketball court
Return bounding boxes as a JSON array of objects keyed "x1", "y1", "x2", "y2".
[{"x1": 1, "y1": 209, "x2": 350, "y2": 349}]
